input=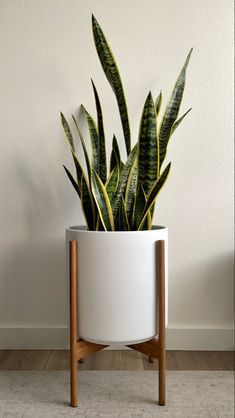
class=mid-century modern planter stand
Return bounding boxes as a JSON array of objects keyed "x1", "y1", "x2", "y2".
[{"x1": 69, "y1": 239, "x2": 166, "y2": 407}]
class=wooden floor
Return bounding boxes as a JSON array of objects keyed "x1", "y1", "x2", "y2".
[{"x1": 0, "y1": 350, "x2": 233, "y2": 371}]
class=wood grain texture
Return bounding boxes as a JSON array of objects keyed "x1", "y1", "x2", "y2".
[
  {"x1": 44, "y1": 350, "x2": 70, "y2": 370},
  {"x1": 70, "y1": 240, "x2": 78, "y2": 407},
  {"x1": 0, "y1": 350, "x2": 233, "y2": 370},
  {"x1": 0, "y1": 350, "x2": 51, "y2": 370},
  {"x1": 127, "y1": 339, "x2": 160, "y2": 359},
  {"x1": 158, "y1": 240, "x2": 166, "y2": 405},
  {"x1": 75, "y1": 340, "x2": 108, "y2": 361},
  {"x1": 69, "y1": 240, "x2": 109, "y2": 407}
]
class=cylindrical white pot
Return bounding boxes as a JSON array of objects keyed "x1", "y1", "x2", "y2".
[{"x1": 66, "y1": 225, "x2": 168, "y2": 345}]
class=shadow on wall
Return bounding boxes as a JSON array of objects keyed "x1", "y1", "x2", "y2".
[
  {"x1": 0, "y1": 156, "x2": 72, "y2": 326},
  {"x1": 169, "y1": 251, "x2": 234, "y2": 327}
]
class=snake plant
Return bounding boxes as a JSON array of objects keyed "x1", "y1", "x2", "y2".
[{"x1": 61, "y1": 15, "x2": 192, "y2": 231}]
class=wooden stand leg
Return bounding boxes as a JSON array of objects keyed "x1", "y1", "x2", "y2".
[
  {"x1": 157, "y1": 240, "x2": 166, "y2": 406},
  {"x1": 70, "y1": 354, "x2": 78, "y2": 407},
  {"x1": 70, "y1": 240, "x2": 78, "y2": 407},
  {"x1": 126, "y1": 240, "x2": 166, "y2": 406},
  {"x1": 159, "y1": 349, "x2": 166, "y2": 405},
  {"x1": 69, "y1": 240, "x2": 108, "y2": 407}
]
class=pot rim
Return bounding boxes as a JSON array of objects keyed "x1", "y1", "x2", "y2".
[{"x1": 66, "y1": 225, "x2": 168, "y2": 234}]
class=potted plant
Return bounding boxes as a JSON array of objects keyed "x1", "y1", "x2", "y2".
[{"x1": 63, "y1": 15, "x2": 192, "y2": 345}]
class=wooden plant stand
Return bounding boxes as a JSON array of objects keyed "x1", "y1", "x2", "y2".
[{"x1": 69, "y1": 239, "x2": 166, "y2": 407}]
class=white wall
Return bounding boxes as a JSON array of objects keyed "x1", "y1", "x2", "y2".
[{"x1": 0, "y1": 0, "x2": 234, "y2": 349}]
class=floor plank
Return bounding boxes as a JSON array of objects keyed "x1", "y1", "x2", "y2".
[
  {"x1": 0, "y1": 350, "x2": 51, "y2": 370},
  {"x1": 0, "y1": 350, "x2": 233, "y2": 371},
  {"x1": 166, "y1": 351, "x2": 234, "y2": 371},
  {"x1": 44, "y1": 350, "x2": 69, "y2": 370}
]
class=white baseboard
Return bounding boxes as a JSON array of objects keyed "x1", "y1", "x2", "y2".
[
  {"x1": 0, "y1": 326, "x2": 234, "y2": 350},
  {"x1": 165, "y1": 327, "x2": 234, "y2": 350}
]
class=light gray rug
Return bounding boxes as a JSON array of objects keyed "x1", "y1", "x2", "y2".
[{"x1": 0, "y1": 371, "x2": 233, "y2": 418}]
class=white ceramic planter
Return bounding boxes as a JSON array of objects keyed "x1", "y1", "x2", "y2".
[{"x1": 66, "y1": 225, "x2": 168, "y2": 345}]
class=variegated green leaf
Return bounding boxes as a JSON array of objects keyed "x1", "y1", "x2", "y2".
[
  {"x1": 72, "y1": 153, "x2": 86, "y2": 193},
  {"x1": 105, "y1": 166, "x2": 119, "y2": 200},
  {"x1": 139, "y1": 187, "x2": 152, "y2": 230},
  {"x1": 81, "y1": 175, "x2": 96, "y2": 230},
  {"x1": 92, "y1": 14, "x2": 131, "y2": 156},
  {"x1": 155, "y1": 91, "x2": 162, "y2": 116},
  {"x1": 110, "y1": 148, "x2": 119, "y2": 173},
  {"x1": 61, "y1": 113, "x2": 85, "y2": 192},
  {"x1": 132, "y1": 185, "x2": 146, "y2": 230},
  {"x1": 138, "y1": 162, "x2": 171, "y2": 230},
  {"x1": 91, "y1": 170, "x2": 115, "y2": 231},
  {"x1": 118, "y1": 196, "x2": 130, "y2": 231},
  {"x1": 124, "y1": 161, "x2": 138, "y2": 222},
  {"x1": 82, "y1": 105, "x2": 100, "y2": 174},
  {"x1": 63, "y1": 165, "x2": 80, "y2": 197},
  {"x1": 159, "y1": 49, "x2": 193, "y2": 168},
  {"x1": 131, "y1": 185, "x2": 151, "y2": 230},
  {"x1": 91, "y1": 80, "x2": 107, "y2": 182},
  {"x1": 111, "y1": 143, "x2": 138, "y2": 217},
  {"x1": 171, "y1": 108, "x2": 192, "y2": 135},
  {"x1": 61, "y1": 112, "x2": 75, "y2": 151},
  {"x1": 72, "y1": 115, "x2": 91, "y2": 180},
  {"x1": 143, "y1": 192, "x2": 152, "y2": 230},
  {"x1": 110, "y1": 134, "x2": 121, "y2": 172},
  {"x1": 137, "y1": 92, "x2": 159, "y2": 196}
]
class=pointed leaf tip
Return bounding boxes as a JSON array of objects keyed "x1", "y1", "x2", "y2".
[
  {"x1": 185, "y1": 48, "x2": 193, "y2": 65},
  {"x1": 92, "y1": 14, "x2": 98, "y2": 27},
  {"x1": 145, "y1": 91, "x2": 154, "y2": 104},
  {"x1": 92, "y1": 13, "x2": 131, "y2": 155},
  {"x1": 147, "y1": 91, "x2": 153, "y2": 100},
  {"x1": 137, "y1": 89, "x2": 159, "y2": 198}
]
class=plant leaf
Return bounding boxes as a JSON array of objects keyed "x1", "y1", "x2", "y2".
[
  {"x1": 105, "y1": 166, "x2": 119, "y2": 201},
  {"x1": 81, "y1": 175, "x2": 96, "y2": 230},
  {"x1": 137, "y1": 162, "x2": 171, "y2": 230},
  {"x1": 155, "y1": 91, "x2": 162, "y2": 116},
  {"x1": 171, "y1": 108, "x2": 192, "y2": 135},
  {"x1": 110, "y1": 148, "x2": 119, "y2": 173},
  {"x1": 61, "y1": 112, "x2": 75, "y2": 151},
  {"x1": 124, "y1": 161, "x2": 138, "y2": 222},
  {"x1": 91, "y1": 80, "x2": 107, "y2": 182},
  {"x1": 72, "y1": 115, "x2": 91, "y2": 181},
  {"x1": 91, "y1": 170, "x2": 115, "y2": 231},
  {"x1": 82, "y1": 105, "x2": 102, "y2": 177},
  {"x1": 131, "y1": 185, "x2": 151, "y2": 230},
  {"x1": 63, "y1": 165, "x2": 80, "y2": 197},
  {"x1": 110, "y1": 134, "x2": 121, "y2": 172},
  {"x1": 132, "y1": 185, "x2": 147, "y2": 230},
  {"x1": 111, "y1": 143, "x2": 138, "y2": 217},
  {"x1": 118, "y1": 196, "x2": 130, "y2": 231},
  {"x1": 140, "y1": 188, "x2": 152, "y2": 230},
  {"x1": 61, "y1": 112, "x2": 85, "y2": 192},
  {"x1": 137, "y1": 92, "x2": 159, "y2": 196},
  {"x1": 159, "y1": 48, "x2": 193, "y2": 167},
  {"x1": 92, "y1": 14, "x2": 131, "y2": 156}
]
